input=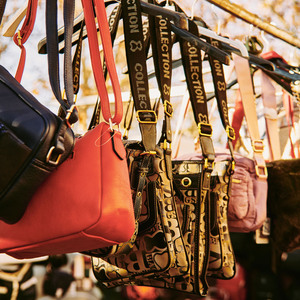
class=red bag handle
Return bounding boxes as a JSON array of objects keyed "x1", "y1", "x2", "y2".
[
  {"x1": 13, "y1": 0, "x2": 38, "y2": 82},
  {"x1": 81, "y1": 0, "x2": 123, "y2": 125}
]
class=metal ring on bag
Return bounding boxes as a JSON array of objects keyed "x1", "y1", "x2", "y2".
[{"x1": 181, "y1": 177, "x2": 192, "y2": 187}]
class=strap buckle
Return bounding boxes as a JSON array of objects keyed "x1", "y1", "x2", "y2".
[
  {"x1": 46, "y1": 146, "x2": 62, "y2": 166},
  {"x1": 252, "y1": 140, "x2": 264, "y2": 153},
  {"x1": 198, "y1": 122, "x2": 213, "y2": 137},
  {"x1": 226, "y1": 125, "x2": 235, "y2": 140},
  {"x1": 255, "y1": 164, "x2": 268, "y2": 179},
  {"x1": 163, "y1": 100, "x2": 173, "y2": 117},
  {"x1": 136, "y1": 110, "x2": 157, "y2": 124}
]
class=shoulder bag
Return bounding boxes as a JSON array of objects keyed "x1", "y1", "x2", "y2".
[
  {"x1": 0, "y1": 0, "x2": 75, "y2": 224},
  {"x1": 0, "y1": 0, "x2": 135, "y2": 259}
]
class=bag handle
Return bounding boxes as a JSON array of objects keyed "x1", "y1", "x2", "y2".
[
  {"x1": 46, "y1": 0, "x2": 78, "y2": 124},
  {"x1": 11, "y1": 0, "x2": 38, "y2": 82},
  {"x1": 81, "y1": 0, "x2": 123, "y2": 125}
]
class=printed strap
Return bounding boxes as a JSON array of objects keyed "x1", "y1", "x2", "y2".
[
  {"x1": 148, "y1": 0, "x2": 173, "y2": 177},
  {"x1": 121, "y1": 0, "x2": 157, "y2": 151},
  {"x1": 12, "y1": 0, "x2": 38, "y2": 82},
  {"x1": 208, "y1": 39, "x2": 235, "y2": 160},
  {"x1": 232, "y1": 53, "x2": 267, "y2": 179},
  {"x1": 179, "y1": 19, "x2": 214, "y2": 296},
  {"x1": 81, "y1": 0, "x2": 123, "y2": 124}
]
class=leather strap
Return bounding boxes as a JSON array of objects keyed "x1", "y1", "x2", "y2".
[
  {"x1": 121, "y1": 0, "x2": 156, "y2": 151},
  {"x1": 179, "y1": 19, "x2": 214, "y2": 296},
  {"x1": 232, "y1": 53, "x2": 267, "y2": 179},
  {"x1": 12, "y1": 0, "x2": 38, "y2": 82},
  {"x1": 81, "y1": 0, "x2": 123, "y2": 125},
  {"x1": 261, "y1": 71, "x2": 281, "y2": 160}
]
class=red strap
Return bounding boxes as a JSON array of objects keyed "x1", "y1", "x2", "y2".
[
  {"x1": 81, "y1": 0, "x2": 123, "y2": 124},
  {"x1": 261, "y1": 51, "x2": 288, "y2": 64},
  {"x1": 13, "y1": 0, "x2": 38, "y2": 82}
]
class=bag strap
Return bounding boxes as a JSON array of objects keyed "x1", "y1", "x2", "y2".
[
  {"x1": 121, "y1": 0, "x2": 157, "y2": 152},
  {"x1": 260, "y1": 71, "x2": 281, "y2": 160},
  {"x1": 88, "y1": 2, "x2": 123, "y2": 130},
  {"x1": 232, "y1": 53, "x2": 268, "y2": 179},
  {"x1": 179, "y1": 19, "x2": 214, "y2": 296},
  {"x1": 12, "y1": 0, "x2": 38, "y2": 82},
  {"x1": 81, "y1": 0, "x2": 123, "y2": 125}
]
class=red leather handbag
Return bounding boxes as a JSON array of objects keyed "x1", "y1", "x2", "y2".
[{"x1": 0, "y1": 0, "x2": 135, "y2": 259}]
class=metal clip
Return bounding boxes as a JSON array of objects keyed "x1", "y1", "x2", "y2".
[
  {"x1": 46, "y1": 146, "x2": 62, "y2": 166},
  {"x1": 65, "y1": 104, "x2": 77, "y2": 127}
]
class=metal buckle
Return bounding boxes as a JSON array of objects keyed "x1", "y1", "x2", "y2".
[
  {"x1": 136, "y1": 110, "x2": 157, "y2": 124},
  {"x1": 163, "y1": 100, "x2": 173, "y2": 117},
  {"x1": 252, "y1": 140, "x2": 264, "y2": 153},
  {"x1": 46, "y1": 146, "x2": 62, "y2": 166},
  {"x1": 226, "y1": 125, "x2": 235, "y2": 140},
  {"x1": 65, "y1": 104, "x2": 77, "y2": 127},
  {"x1": 255, "y1": 164, "x2": 268, "y2": 179},
  {"x1": 198, "y1": 122, "x2": 213, "y2": 137}
]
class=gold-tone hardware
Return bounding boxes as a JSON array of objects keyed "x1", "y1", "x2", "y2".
[
  {"x1": 136, "y1": 110, "x2": 157, "y2": 124},
  {"x1": 181, "y1": 177, "x2": 192, "y2": 187},
  {"x1": 17, "y1": 30, "x2": 22, "y2": 46},
  {"x1": 46, "y1": 146, "x2": 62, "y2": 166},
  {"x1": 140, "y1": 151, "x2": 157, "y2": 156},
  {"x1": 163, "y1": 100, "x2": 173, "y2": 117},
  {"x1": 255, "y1": 165, "x2": 268, "y2": 179},
  {"x1": 203, "y1": 158, "x2": 214, "y2": 170},
  {"x1": 65, "y1": 104, "x2": 77, "y2": 127},
  {"x1": 198, "y1": 122, "x2": 213, "y2": 137},
  {"x1": 232, "y1": 178, "x2": 241, "y2": 184},
  {"x1": 252, "y1": 140, "x2": 264, "y2": 153},
  {"x1": 226, "y1": 125, "x2": 235, "y2": 140}
]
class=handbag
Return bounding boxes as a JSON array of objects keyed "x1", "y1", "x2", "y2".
[
  {"x1": 89, "y1": 0, "x2": 189, "y2": 282},
  {"x1": 92, "y1": 14, "x2": 235, "y2": 297},
  {"x1": 267, "y1": 158, "x2": 300, "y2": 253},
  {"x1": 0, "y1": 0, "x2": 76, "y2": 224},
  {"x1": 228, "y1": 54, "x2": 268, "y2": 234},
  {"x1": 0, "y1": 0, "x2": 135, "y2": 259}
]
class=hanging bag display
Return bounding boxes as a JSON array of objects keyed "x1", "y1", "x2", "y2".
[
  {"x1": 0, "y1": 0, "x2": 135, "y2": 259},
  {"x1": 90, "y1": 0, "x2": 189, "y2": 282},
  {"x1": 0, "y1": 0, "x2": 76, "y2": 224}
]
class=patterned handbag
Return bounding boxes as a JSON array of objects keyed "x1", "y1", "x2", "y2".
[
  {"x1": 87, "y1": 0, "x2": 189, "y2": 284},
  {"x1": 91, "y1": 12, "x2": 235, "y2": 297}
]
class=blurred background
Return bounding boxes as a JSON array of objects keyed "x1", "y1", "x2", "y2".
[{"x1": 0, "y1": 0, "x2": 299, "y2": 299}]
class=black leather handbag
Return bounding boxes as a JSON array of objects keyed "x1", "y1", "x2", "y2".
[{"x1": 0, "y1": 0, "x2": 76, "y2": 224}]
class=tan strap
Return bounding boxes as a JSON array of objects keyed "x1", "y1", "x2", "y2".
[
  {"x1": 232, "y1": 53, "x2": 267, "y2": 179},
  {"x1": 260, "y1": 71, "x2": 281, "y2": 160}
]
